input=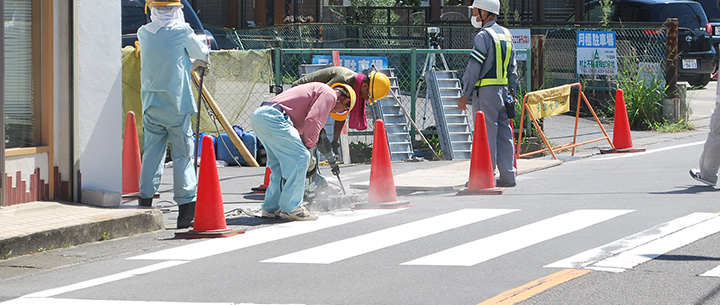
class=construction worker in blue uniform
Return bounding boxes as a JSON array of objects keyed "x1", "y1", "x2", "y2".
[
  {"x1": 137, "y1": 0, "x2": 210, "y2": 229},
  {"x1": 458, "y1": 0, "x2": 519, "y2": 187}
]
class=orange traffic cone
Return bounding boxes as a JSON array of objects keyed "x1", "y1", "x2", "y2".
[
  {"x1": 353, "y1": 120, "x2": 412, "y2": 210},
  {"x1": 251, "y1": 167, "x2": 271, "y2": 193},
  {"x1": 458, "y1": 111, "x2": 503, "y2": 195},
  {"x1": 600, "y1": 89, "x2": 645, "y2": 154},
  {"x1": 176, "y1": 135, "x2": 245, "y2": 238},
  {"x1": 122, "y1": 111, "x2": 141, "y2": 196}
]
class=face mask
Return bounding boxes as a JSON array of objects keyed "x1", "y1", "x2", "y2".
[{"x1": 471, "y1": 14, "x2": 483, "y2": 28}]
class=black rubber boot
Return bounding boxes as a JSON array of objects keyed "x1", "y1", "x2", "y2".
[
  {"x1": 138, "y1": 198, "x2": 153, "y2": 207},
  {"x1": 177, "y1": 202, "x2": 195, "y2": 229}
]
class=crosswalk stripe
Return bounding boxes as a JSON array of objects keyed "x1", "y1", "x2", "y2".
[
  {"x1": 129, "y1": 209, "x2": 402, "y2": 261},
  {"x1": 700, "y1": 265, "x2": 720, "y2": 277},
  {"x1": 262, "y1": 209, "x2": 519, "y2": 264},
  {"x1": 401, "y1": 209, "x2": 634, "y2": 266},
  {"x1": 545, "y1": 212, "x2": 719, "y2": 269},
  {"x1": 588, "y1": 214, "x2": 720, "y2": 272}
]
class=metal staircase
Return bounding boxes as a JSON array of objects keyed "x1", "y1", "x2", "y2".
[
  {"x1": 370, "y1": 68, "x2": 414, "y2": 161},
  {"x1": 425, "y1": 69, "x2": 473, "y2": 160},
  {"x1": 299, "y1": 64, "x2": 332, "y2": 76}
]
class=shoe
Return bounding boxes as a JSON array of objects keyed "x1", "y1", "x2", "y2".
[
  {"x1": 496, "y1": 180, "x2": 517, "y2": 187},
  {"x1": 177, "y1": 202, "x2": 195, "y2": 229},
  {"x1": 689, "y1": 169, "x2": 716, "y2": 186},
  {"x1": 261, "y1": 209, "x2": 281, "y2": 218},
  {"x1": 281, "y1": 205, "x2": 318, "y2": 221},
  {"x1": 138, "y1": 198, "x2": 153, "y2": 207}
]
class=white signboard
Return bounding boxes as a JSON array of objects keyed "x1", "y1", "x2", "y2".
[
  {"x1": 510, "y1": 29, "x2": 531, "y2": 60},
  {"x1": 576, "y1": 31, "x2": 617, "y2": 75}
]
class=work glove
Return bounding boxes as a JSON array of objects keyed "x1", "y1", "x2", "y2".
[
  {"x1": 191, "y1": 58, "x2": 210, "y2": 77},
  {"x1": 328, "y1": 159, "x2": 340, "y2": 176},
  {"x1": 331, "y1": 141, "x2": 341, "y2": 155}
]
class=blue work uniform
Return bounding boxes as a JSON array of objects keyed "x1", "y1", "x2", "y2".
[
  {"x1": 251, "y1": 83, "x2": 337, "y2": 214},
  {"x1": 137, "y1": 22, "x2": 209, "y2": 205},
  {"x1": 461, "y1": 20, "x2": 519, "y2": 185}
]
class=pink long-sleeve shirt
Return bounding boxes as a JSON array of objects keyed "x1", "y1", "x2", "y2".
[{"x1": 267, "y1": 82, "x2": 337, "y2": 149}]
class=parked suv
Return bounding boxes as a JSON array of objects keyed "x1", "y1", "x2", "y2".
[
  {"x1": 582, "y1": 0, "x2": 715, "y2": 87},
  {"x1": 121, "y1": 0, "x2": 218, "y2": 50},
  {"x1": 694, "y1": 0, "x2": 720, "y2": 74}
]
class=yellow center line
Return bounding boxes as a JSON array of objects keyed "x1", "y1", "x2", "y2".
[{"x1": 477, "y1": 268, "x2": 591, "y2": 305}]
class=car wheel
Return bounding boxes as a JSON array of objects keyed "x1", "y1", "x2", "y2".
[{"x1": 687, "y1": 74, "x2": 711, "y2": 88}]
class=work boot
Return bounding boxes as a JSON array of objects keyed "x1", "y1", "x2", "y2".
[
  {"x1": 177, "y1": 202, "x2": 196, "y2": 229},
  {"x1": 138, "y1": 198, "x2": 153, "y2": 207}
]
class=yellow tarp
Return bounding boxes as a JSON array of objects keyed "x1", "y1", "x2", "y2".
[{"x1": 525, "y1": 84, "x2": 572, "y2": 119}]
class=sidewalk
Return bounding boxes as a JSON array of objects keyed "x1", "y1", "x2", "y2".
[{"x1": 0, "y1": 82, "x2": 715, "y2": 260}]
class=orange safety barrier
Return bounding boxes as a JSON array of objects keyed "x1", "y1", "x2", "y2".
[{"x1": 515, "y1": 83, "x2": 614, "y2": 160}]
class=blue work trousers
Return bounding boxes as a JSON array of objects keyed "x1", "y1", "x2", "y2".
[
  {"x1": 251, "y1": 106, "x2": 311, "y2": 213},
  {"x1": 139, "y1": 106, "x2": 197, "y2": 204}
]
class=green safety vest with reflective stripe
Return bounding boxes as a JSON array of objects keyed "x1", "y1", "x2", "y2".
[{"x1": 474, "y1": 26, "x2": 513, "y2": 87}]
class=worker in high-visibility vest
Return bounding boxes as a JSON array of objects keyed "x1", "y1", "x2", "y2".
[{"x1": 458, "y1": 0, "x2": 519, "y2": 188}]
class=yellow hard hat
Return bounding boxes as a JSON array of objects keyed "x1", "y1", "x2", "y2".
[
  {"x1": 369, "y1": 71, "x2": 391, "y2": 102},
  {"x1": 329, "y1": 83, "x2": 356, "y2": 121},
  {"x1": 145, "y1": 0, "x2": 182, "y2": 13}
]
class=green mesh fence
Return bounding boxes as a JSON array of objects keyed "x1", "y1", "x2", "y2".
[
  {"x1": 274, "y1": 48, "x2": 530, "y2": 145},
  {"x1": 123, "y1": 24, "x2": 668, "y2": 155}
]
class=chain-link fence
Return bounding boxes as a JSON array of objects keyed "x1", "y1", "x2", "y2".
[
  {"x1": 273, "y1": 47, "x2": 530, "y2": 146},
  {"x1": 123, "y1": 24, "x2": 669, "y2": 159}
]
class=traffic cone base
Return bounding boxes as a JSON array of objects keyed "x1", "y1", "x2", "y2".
[
  {"x1": 599, "y1": 147, "x2": 646, "y2": 154},
  {"x1": 122, "y1": 192, "x2": 160, "y2": 200},
  {"x1": 353, "y1": 200, "x2": 413, "y2": 210},
  {"x1": 176, "y1": 135, "x2": 239, "y2": 239},
  {"x1": 457, "y1": 187, "x2": 503, "y2": 196},
  {"x1": 175, "y1": 228, "x2": 244, "y2": 239},
  {"x1": 251, "y1": 187, "x2": 267, "y2": 193}
]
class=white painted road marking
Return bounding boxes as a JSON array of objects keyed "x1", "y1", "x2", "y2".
[
  {"x1": 129, "y1": 209, "x2": 402, "y2": 261},
  {"x1": 401, "y1": 209, "x2": 634, "y2": 266},
  {"x1": 1, "y1": 298, "x2": 292, "y2": 305},
  {"x1": 700, "y1": 265, "x2": 720, "y2": 277},
  {"x1": 262, "y1": 209, "x2": 519, "y2": 264},
  {"x1": 21, "y1": 261, "x2": 188, "y2": 298},
  {"x1": 546, "y1": 212, "x2": 719, "y2": 269},
  {"x1": 589, "y1": 141, "x2": 704, "y2": 161},
  {"x1": 588, "y1": 214, "x2": 720, "y2": 272}
]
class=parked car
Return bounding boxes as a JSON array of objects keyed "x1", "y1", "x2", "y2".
[
  {"x1": 121, "y1": 0, "x2": 218, "y2": 50},
  {"x1": 694, "y1": 0, "x2": 720, "y2": 74},
  {"x1": 581, "y1": 0, "x2": 716, "y2": 87}
]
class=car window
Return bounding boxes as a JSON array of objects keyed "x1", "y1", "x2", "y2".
[
  {"x1": 650, "y1": 3, "x2": 708, "y2": 29},
  {"x1": 122, "y1": 0, "x2": 146, "y2": 35},
  {"x1": 584, "y1": 1, "x2": 708, "y2": 30},
  {"x1": 696, "y1": 0, "x2": 720, "y2": 20}
]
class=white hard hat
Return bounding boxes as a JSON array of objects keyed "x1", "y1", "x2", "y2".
[{"x1": 470, "y1": 0, "x2": 500, "y2": 15}]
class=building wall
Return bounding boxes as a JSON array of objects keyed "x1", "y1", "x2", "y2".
[{"x1": 75, "y1": 0, "x2": 122, "y2": 206}]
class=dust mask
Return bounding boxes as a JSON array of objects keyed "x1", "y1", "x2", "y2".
[{"x1": 471, "y1": 15, "x2": 483, "y2": 28}]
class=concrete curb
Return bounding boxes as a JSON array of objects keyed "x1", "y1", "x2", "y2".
[{"x1": 0, "y1": 202, "x2": 164, "y2": 260}]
